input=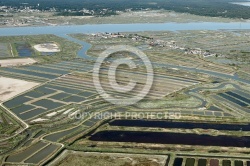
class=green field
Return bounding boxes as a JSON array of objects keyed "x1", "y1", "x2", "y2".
[
  {"x1": 0, "y1": 35, "x2": 81, "y2": 62},
  {"x1": 0, "y1": 43, "x2": 11, "y2": 58}
]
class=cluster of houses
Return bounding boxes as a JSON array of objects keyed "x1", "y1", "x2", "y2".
[
  {"x1": 90, "y1": 32, "x2": 125, "y2": 39},
  {"x1": 0, "y1": 17, "x2": 49, "y2": 26},
  {"x1": 0, "y1": 5, "x2": 42, "y2": 13},
  {"x1": 185, "y1": 48, "x2": 217, "y2": 57},
  {"x1": 89, "y1": 32, "x2": 218, "y2": 57},
  {"x1": 0, "y1": 6, "x2": 55, "y2": 26}
]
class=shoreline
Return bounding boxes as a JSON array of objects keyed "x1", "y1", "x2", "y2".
[
  {"x1": 0, "y1": 10, "x2": 248, "y2": 29},
  {"x1": 1, "y1": 22, "x2": 250, "y2": 37}
]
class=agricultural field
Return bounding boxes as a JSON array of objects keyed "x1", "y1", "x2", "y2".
[
  {"x1": 1, "y1": 30, "x2": 250, "y2": 166},
  {"x1": 134, "y1": 30, "x2": 250, "y2": 78},
  {"x1": 1, "y1": 58, "x2": 207, "y2": 123},
  {"x1": 51, "y1": 151, "x2": 167, "y2": 166},
  {"x1": 70, "y1": 32, "x2": 237, "y2": 76}
]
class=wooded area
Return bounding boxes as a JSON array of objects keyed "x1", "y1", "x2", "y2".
[{"x1": 1, "y1": 0, "x2": 250, "y2": 18}]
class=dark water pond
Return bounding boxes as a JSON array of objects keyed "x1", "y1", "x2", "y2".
[
  {"x1": 198, "y1": 159, "x2": 207, "y2": 166},
  {"x1": 90, "y1": 130, "x2": 250, "y2": 147},
  {"x1": 15, "y1": 42, "x2": 33, "y2": 57},
  {"x1": 173, "y1": 158, "x2": 183, "y2": 166},
  {"x1": 218, "y1": 93, "x2": 248, "y2": 107},
  {"x1": 109, "y1": 120, "x2": 250, "y2": 131},
  {"x1": 225, "y1": 91, "x2": 250, "y2": 105}
]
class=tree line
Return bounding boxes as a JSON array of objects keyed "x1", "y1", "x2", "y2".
[{"x1": 1, "y1": 0, "x2": 250, "y2": 19}]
